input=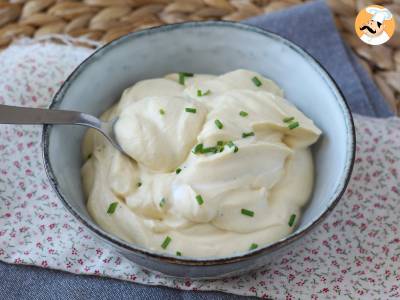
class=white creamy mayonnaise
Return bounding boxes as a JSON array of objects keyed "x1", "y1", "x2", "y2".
[{"x1": 81, "y1": 69, "x2": 321, "y2": 258}]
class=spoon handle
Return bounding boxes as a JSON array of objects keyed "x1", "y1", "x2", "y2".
[{"x1": 0, "y1": 104, "x2": 101, "y2": 129}]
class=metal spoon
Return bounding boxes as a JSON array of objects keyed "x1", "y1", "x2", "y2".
[{"x1": 0, "y1": 104, "x2": 123, "y2": 153}]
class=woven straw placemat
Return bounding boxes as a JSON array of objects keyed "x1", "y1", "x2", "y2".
[{"x1": 0, "y1": 0, "x2": 399, "y2": 114}]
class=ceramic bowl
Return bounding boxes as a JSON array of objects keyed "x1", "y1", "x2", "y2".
[{"x1": 42, "y1": 21, "x2": 355, "y2": 279}]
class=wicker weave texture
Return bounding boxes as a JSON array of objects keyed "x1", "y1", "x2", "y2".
[{"x1": 0, "y1": 0, "x2": 399, "y2": 113}]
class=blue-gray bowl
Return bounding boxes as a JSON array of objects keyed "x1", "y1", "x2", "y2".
[{"x1": 42, "y1": 21, "x2": 355, "y2": 279}]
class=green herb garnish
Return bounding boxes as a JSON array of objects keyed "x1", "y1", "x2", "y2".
[
  {"x1": 216, "y1": 141, "x2": 225, "y2": 152},
  {"x1": 197, "y1": 90, "x2": 211, "y2": 97},
  {"x1": 197, "y1": 89, "x2": 211, "y2": 97},
  {"x1": 227, "y1": 141, "x2": 238, "y2": 153},
  {"x1": 283, "y1": 117, "x2": 300, "y2": 130},
  {"x1": 107, "y1": 202, "x2": 118, "y2": 214},
  {"x1": 176, "y1": 168, "x2": 182, "y2": 174},
  {"x1": 194, "y1": 141, "x2": 237, "y2": 155},
  {"x1": 283, "y1": 117, "x2": 294, "y2": 123},
  {"x1": 87, "y1": 153, "x2": 92, "y2": 159},
  {"x1": 249, "y1": 243, "x2": 258, "y2": 250},
  {"x1": 137, "y1": 182, "x2": 142, "y2": 187},
  {"x1": 176, "y1": 251, "x2": 182, "y2": 256},
  {"x1": 161, "y1": 236, "x2": 172, "y2": 249},
  {"x1": 215, "y1": 119, "x2": 223, "y2": 130},
  {"x1": 159, "y1": 108, "x2": 165, "y2": 115},
  {"x1": 288, "y1": 214, "x2": 296, "y2": 227},
  {"x1": 196, "y1": 195, "x2": 204, "y2": 205},
  {"x1": 239, "y1": 111, "x2": 248, "y2": 117},
  {"x1": 252, "y1": 76, "x2": 262, "y2": 87},
  {"x1": 201, "y1": 146, "x2": 218, "y2": 154},
  {"x1": 193, "y1": 143, "x2": 204, "y2": 154},
  {"x1": 185, "y1": 107, "x2": 197, "y2": 113},
  {"x1": 241, "y1": 208, "x2": 254, "y2": 217},
  {"x1": 242, "y1": 132, "x2": 255, "y2": 138},
  {"x1": 159, "y1": 198, "x2": 166, "y2": 208},
  {"x1": 178, "y1": 72, "x2": 193, "y2": 85},
  {"x1": 288, "y1": 121, "x2": 299, "y2": 130}
]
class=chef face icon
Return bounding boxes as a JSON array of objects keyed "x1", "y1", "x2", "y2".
[
  {"x1": 355, "y1": 5, "x2": 396, "y2": 46},
  {"x1": 360, "y1": 19, "x2": 386, "y2": 38}
]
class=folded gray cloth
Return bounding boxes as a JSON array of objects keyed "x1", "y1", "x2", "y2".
[{"x1": 0, "y1": 1, "x2": 393, "y2": 300}]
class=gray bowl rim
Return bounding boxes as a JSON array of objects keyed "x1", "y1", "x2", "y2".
[{"x1": 42, "y1": 20, "x2": 356, "y2": 266}]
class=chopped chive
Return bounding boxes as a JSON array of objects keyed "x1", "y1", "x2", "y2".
[
  {"x1": 87, "y1": 153, "x2": 92, "y2": 159},
  {"x1": 159, "y1": 198, "x2": 166, "y2": 208},
  {"x1": 159, "y1": 108, "x2": 165, "y2": 115},
  {"x1": 201, "y1": 146, "x2": 218, "y2": 153},
  {"x1": 215, "y1": 119, "x2": 223, "y2": 130},
  {"x1": 176, "y1": 168, "x2": 182, "y2": 174},
  {"x1": 193, "y1": 143, "x2": 203, "y2": 154},
  {"x1": 288, "y1": 214, "x2": 296, "y2": 227},
  {"x1": 137, "y1": 182, "x2": 142, "y2": 187},
  {"x1": 197, "y1": 89, "x2": 211, "y2": 97},
  {"x1": 227, "y1": 141, "x2": 239, "y2": 153},
  {"x1": 288, "y1": 121, "x2": 300, "y2": 130},
  {"x1": 241, "y1": 208, "x2": 254, "y2": 217},
  {"x1": 239, "y1": 111, "x2": 248, "y2": 117},
  {"x1": 107, "y1": 202, "x2": 118, "y2": 214},
  {"x1": 180, "y1": 72, "x2": 193, "y2": 77},
  {"x1": 252, "y1": 76, "x2": 262, "y2": 87},
  {"x1": 242, "y1": 132, "x2": 255, "y2": 138},
  {"x1": 193, "y1": 141, "x2": 233, "y2": 155},
  {"x1": 283, "y1": 117, "x2": 294, "y2": 123},
  {"x1": 216, "y1": 141, "x2": 225, "y2": 153},
  {"x1": 196, "y1": 195, "x2": 204, "y2": 205},
  {"x1": 176, "y1": 251, "x2": 182, "y2": 256},
  {"x1": 179, "y1": 74, "x2": 184, "y2": 85},
  {"x1": 161, "y1": 236, "x2": 172, "y2": 249},
  {"x1": 249, "y1": 243, "x2": 258, "y2": 250},
  {"x1": 185, "y1": 107, "x2": 197, "y2": 113},
  {"x1": 178, "y1": 72, "x2": 193, "y2": 85}
]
